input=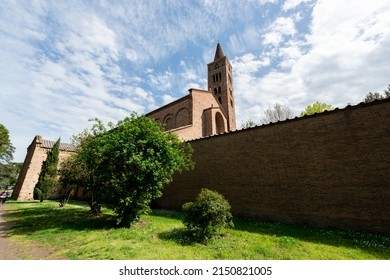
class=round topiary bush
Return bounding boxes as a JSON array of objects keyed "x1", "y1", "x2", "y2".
[{"x1": 182, "y1": 188, "x2": 234, "y2": 242}]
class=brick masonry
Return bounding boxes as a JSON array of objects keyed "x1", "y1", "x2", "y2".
[
  {"x1": 12, "y1": 136, "x2": 75, "y2": 201},
  {"x1": 156, "y1": 98, "x2": 390, "y2": 234},
  {"x1": 147, "y1": 88, "x2": 228, "y2": 140}
]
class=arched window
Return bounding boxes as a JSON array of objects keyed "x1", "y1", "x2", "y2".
[
  {"x1": 215, "y1": 112, "x2": 225, "y2": 134},
  {"x1": 175, "y1": 108, "x2": 190, "y2": 127},
  {"x1": 163, "y1": 114, "x2": 175, "y2": 131}
]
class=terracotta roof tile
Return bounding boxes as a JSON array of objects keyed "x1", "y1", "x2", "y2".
[{"x1": 41, "y1": 140, "x2": 77, "y2": 152}]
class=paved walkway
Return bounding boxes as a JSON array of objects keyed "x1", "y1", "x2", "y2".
[{"x1": 0, "y1": 204, "x2": 67, "y2": 260}]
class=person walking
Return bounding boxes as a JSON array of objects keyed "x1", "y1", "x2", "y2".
[{"x1": 0, "y1": 190, "x2": 8, "y2": 207}]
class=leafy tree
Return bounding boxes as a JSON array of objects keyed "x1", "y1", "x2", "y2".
[
  {"x1": 70, "y1": 114, "x2": 194, "y2": 226},
  {"x1": 0, "y1": 162, "x2": 22, "y2": 188},
  {"x1": 241, "y1": 119, "x2": 257, "y2": 129},
  {"x1": 0, "y1": 123, "x2": 15, "y2": 165},
  {"x1": 384, "y1": 84, "x2": 390, "y2": 98},
  {"x1": 34, "y1": 138, "x2": 60, "y2": 202},
  {"x1": 58, "y1": 154, "x2": 86, "y2": 207},
  {"x1": 364, "y1": 92, "x2": 384, "y2": 103},
  {"x1": 182, "y1": 188, "x2": 233, "y2": 243},
  {"x1": 0, "y1": 123, "x2": 16, "y2": 189},
  {"x1": 300, "y1": 101, "x2": 334, "y2": 117},
  {"x1": 363, "y1": 84, "x2": 390, "y2": 103},
  {"x1": 262, "y1": 103, "x2": 294, "y2": 124},
  {"x1": 70, "y1": 123, "x2": 107, "y2": 214}
]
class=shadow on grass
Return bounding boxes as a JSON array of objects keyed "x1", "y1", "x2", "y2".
[
  {"x1": 2, "y1": 200, "x2": 117, "y2": 237},
  {"x1": 158, "y1": 227, "x2": 198, "y2": 246},
  {"x1": 152, "y1": 209, "x2": 390, "y2": 259},
  {"x1": 240, "y1": 218, "x2": 390, "y2": 259},
  {"x1": 151, "y1": 208, "x2": 184, "y2": 220},
  {"x1": 3, "y1": 201, "x2": 390, "y2": 259}
]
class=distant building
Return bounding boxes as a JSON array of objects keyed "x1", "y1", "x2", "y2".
[{"x1": 12, "y1": 136, "x2": 76, "y2": 201}]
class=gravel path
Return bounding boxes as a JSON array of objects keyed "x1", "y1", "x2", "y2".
[
  {"x1": 0, "y1": 204, "x2": 67, "y2": 260},
  {"x1": 0, "y1": 204, "x2": 24, "y2": 259}
]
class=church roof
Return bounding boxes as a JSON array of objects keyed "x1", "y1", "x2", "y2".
[
  {"x1": 41, "y1": 139, "x2": 77, "y2": 152},
  {"x1": 214, "y1": 42, "x2": 225, "y2": 61}
]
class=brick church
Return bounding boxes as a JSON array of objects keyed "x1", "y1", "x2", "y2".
[
  {"x1": 147, "y1": 43, "x2": 236, "y2": 139},
  {"x1": 13, "y1": 43, "x2": 237, "y2": 200}
]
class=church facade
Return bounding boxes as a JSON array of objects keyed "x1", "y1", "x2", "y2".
[{"x1": 147, "y1": 43, "x2": 236, "y2": 139}]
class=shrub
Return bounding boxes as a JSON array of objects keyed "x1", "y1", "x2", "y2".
[{"x1": 182, "y1": 188, "x2": 234, "y2": 242}]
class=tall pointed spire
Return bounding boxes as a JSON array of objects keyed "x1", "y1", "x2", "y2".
[
  {"x1": 208, "y1": 42, "x2": 236, "y2": 132},
  {"x1": 214, "y1": 42, "x2": 225, "y2": 61}
]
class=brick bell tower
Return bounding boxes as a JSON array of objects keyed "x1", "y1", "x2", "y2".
[{"x1": 207, "y1": 43, "x2": 236, "y2": 131}]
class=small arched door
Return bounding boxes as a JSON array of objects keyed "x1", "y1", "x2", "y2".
[{"x1": 215, "y1": 112, "x2": 225, "y2": 134}]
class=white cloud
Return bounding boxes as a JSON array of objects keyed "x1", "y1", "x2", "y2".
[
  {"x1": 0, "y1": 1, "x2": 162, "y2": 161},
  {"x1": 263, "y1": 32, "x2": 284, "y2": 46},
  {"x1": 125, "y1": 49, "x2": 139, "y2": 62},
  {"x1": 294, "y1": 0, "x2": 390, "y2": 103},
  {"x1": 229, "y1": 26, "x2": 263, "y2": 53},
  {"x1": 162, "y1": 94, "x2": 177, "y2": 105},
  {"x1": 80, "y1": 16, "x2": 118, "y2": 57},
  {"x1": 233, "y1": 0, "x2": 390, "y2": 127},
  {"x1": 271, "y1": 17, "x2": 297, "y2": 35},
  {"x1": 283, "y1": 0, "x2": 313, "y2": 11},
  {"x1": 278, "y1": 40, "x2": 305, "y2": 68},
  {"x1": 232, "y1": 52, "x2": 299, "y2": 125},
  {"x1": 180, "y1": 69, "x2": 199, "y2": 81},
  {"x1": 233, "y1": 53, "x2": 270, "y2": 74},
  {"x1": 262, "y1": 16, "x2": 297, "y2": 46},
  {"x1": 259, "y1": 0, "x2": 278, "y2": 4},
  {"x1": 185, "y1": 82, "x2": 203, "y2": 91},
  {"x1": 148, "y1": 71, "x2": 173, "y2": 91}
]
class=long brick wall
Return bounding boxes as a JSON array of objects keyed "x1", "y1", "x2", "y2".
[{"x1": 156, "y1": 99, "x2": 390, "y2": 234}]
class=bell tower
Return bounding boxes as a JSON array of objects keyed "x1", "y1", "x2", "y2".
[{"x1": 207, "y1": 43, "x2": 236, "y2": 131}]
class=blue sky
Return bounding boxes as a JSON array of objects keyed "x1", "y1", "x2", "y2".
[{"x1": 1, "y1": 0, "x2": 390, "y2": 162}]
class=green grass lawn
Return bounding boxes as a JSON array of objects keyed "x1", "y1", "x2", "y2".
[{"x1": 2, "y1": 200, "x2": 389, "y2": 260}]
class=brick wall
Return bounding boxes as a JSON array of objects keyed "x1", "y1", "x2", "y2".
[
  {"x1": 156, "y1": 99, "x2": 390, "y2": 234},
  {"x1": 13, "y1": 136, "x2": 74, "y2": 201},
  {"x1": 12, "y1": 138, "x2": 40, "y2": 200},
  {"x1": 147, "y1": 89, "x2": 229, "y2": 140},
  {"x1": 190, "y1": 89, "x2": 227, "y2": 137},
  {"x1": 147, "y1": 95, "x2": 192, "y2": 131}
]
